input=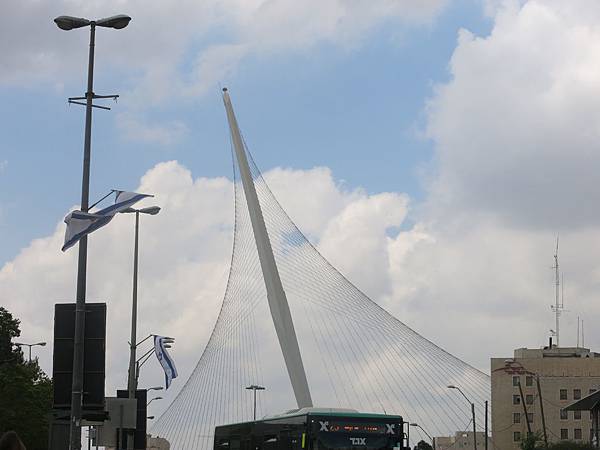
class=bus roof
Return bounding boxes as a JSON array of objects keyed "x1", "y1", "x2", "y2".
[{"x1": 215, "y1": 408, "x2": 403, "y2": 429}]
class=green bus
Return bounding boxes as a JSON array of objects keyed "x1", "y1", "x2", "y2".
[{"x1": 214, "y1": 408, "x2": 407, "y2": 450}]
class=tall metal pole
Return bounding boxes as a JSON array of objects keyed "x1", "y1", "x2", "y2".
[
  {"x1": 484, "y1": 400, "x2": 488, "y2": 450},
  {"x1": 70, "y1": 22, "x2": 96, "y2": 450},
  {"x1": 471, "y1": 402, "x2": 477, "y2": 450},
  {"x1": 553, "y1": 238, "x2": 560, "y2": 346},
  {"x1": 126, "y1": 211, "x2": 140, "y2": 449},
  {"x1": 253, "y1": 388, "x2": 257, "y2": 421}
]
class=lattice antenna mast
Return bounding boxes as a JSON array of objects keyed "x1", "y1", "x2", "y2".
[
  {"x1": 550, "y1": 236, "x2": 563, "y2": 347},
  {"x1": 222, "y1": 88, "x2": 313, "y2": 408}
]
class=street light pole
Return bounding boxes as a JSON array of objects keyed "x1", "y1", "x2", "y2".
[
  {"x1": 54, "y1": 14, "x2": 131, "y2": 450},
  {"x1": 14, "y1": 342, "x2": 46, "y2": 363},
  {"x1": 124, "y1": 206, "x2": 160, "y2": 450},
  {"x1": 70, "y1": 22, "x2": 95, "y2": 450},
  {"x1": 448, "y1": 385, "x2": 477, "y2": 450},
  {"x1": 127, "y1": 210, "x2": 140, "y2": 397},
  {"x1": 410, "y1": 423, "x2": 435, "y2": 450},
  {"x1": 246, "y1": 385, "x2": 266, "y2": 421}
]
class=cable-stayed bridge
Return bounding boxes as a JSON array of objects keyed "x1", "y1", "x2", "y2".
[{"x1": 151, "y1": 90, "x2": 490, "y2": 449}]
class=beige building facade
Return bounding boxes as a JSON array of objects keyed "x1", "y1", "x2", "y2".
[
  {"x1": 434, "y1": 431, "x2": 490, "y2": 449},
  {"x1": 491, "y1": 346, "x2": 600, "y2": 450},
  {"x1": 147, "y1": 434, "x2": 170, "y2": 450}
]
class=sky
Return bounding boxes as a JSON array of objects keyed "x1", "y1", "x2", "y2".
[{"x1": 3, "y1": 0, "x2": 600, "y2": 428}]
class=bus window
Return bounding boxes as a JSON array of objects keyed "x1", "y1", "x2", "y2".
[{"x1": 263, "y1": 435, "x2": 278, "y2": 450}]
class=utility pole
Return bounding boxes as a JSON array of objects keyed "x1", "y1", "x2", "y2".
[
  {"x1": 536, "y1": 376, "x2": 549, "y2": 449},
  {"x1": 518, "y1": 380, "x2": 532, "y2": 435},
  {"x1": 484, "y1": 401, "x2": 488, "y2": 450}
]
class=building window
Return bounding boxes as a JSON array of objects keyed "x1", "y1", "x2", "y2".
[
  {"x1": 574, "y1": 410, "x2": 581, "y2": 420},
  {"x1": 574, "y1": 389, "x2": 582, "y2": 400},
  {"x1": 561, "y1": 429, "x2": 568, "y2": 440},
  {"x1": 527, "y1": 413, "x2": 534, "y2": 423},
  {"x1": 590, "y1": 388, "x2": 597, "y2": 394},
  {"x1": 513, "y1": 395, "x2": 521, "y2": 405},
  {"x1": 514, "y1": 432, "x2": 521, "y2": 442},
  {"x1": 560, "y1": 409, "x2": 568, "y2": 420},
  {"x1": 526, "y1": 394, "x2": 534, "y2": 405},
  {"x1": 513, "y1": 412, "x2": 521, "y2": 424},
  {"x1": 513, "y1": 376, "x2": 520, "y2": 386},
  {"x1": 560, "y1": 389, "x2": 568, "y2": 400},
  {"x1": 574, "y1": 429, "x2": 582, "y2": 440},
  {"x1": 526, "y1": 376, "x2": 533, "y2": 387}
]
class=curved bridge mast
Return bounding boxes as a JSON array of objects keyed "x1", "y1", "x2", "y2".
[{"x1": 222, "y1": 88, "x2": 313, "y2": 409}]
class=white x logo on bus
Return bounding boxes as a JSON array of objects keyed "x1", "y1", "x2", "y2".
[
  {"x1": 386, "y1": 424, "x2": 395, "y2": 434},
  {"x1": 319, "y1": 421, "x2": 329, "y2": 432}
]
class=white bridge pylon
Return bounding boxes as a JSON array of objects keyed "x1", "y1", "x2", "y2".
[
  {"x1": 222, "y1": 88, "x2": 313, "y2": 409},
  {"x1": 150, "y1": 89, "x2": 491, "y2": 450}
]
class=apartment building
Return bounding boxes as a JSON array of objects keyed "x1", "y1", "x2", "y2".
[{"x1": 491, "y1": 345, "x2": 600, "y2": 449}]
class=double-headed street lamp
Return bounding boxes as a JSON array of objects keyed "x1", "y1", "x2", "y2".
[
  {"x1": 246, "y1": 385, "x2": 266, "y2": 421},
  {"x1": 123, "y1": 205, "x2": 161, "y2": 450},
  {"x1": 54, "y1": 13, "x2": 131, "y2": 450},
  {"x1": 410, "y1": 423, "x2": 435, "y2": 450},
  {"x1": 14, "y1": 341, "x2": 46, "y2": 362},
  {"x1": 448, "y1": 385, "x2": 477, "y2": 450}
]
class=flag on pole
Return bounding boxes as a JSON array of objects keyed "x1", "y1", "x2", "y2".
[
  {"x1": 154, "y1": 335, "x2": 178, "y2": 389},
  {"x1": 62, "y1": 190, "x2": 152, "y2": 252}
]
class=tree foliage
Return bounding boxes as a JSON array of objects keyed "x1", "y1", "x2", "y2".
[
  {"x1": 520, "y1": 431, "x2": 596, "y2": 450},
  {"x1": 546, "y1": 443, "x2": 595, "y2": 450},
  {"x1": 0, "y1": 307, "x2": 52, "y2": 450},
  {"x1": 414, "y1": 440, "x2": 433, "y2": 450}
]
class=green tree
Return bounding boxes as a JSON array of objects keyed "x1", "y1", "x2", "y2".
[
  {"x1": 547, "y1": 442, "x2": 595, "y2": 450},
  {"x1": 414, "y1": 440, "x2": 433, "y2": 450},
  {"x1": 520, "y1": 431, "x2": 542, "y2": 450},
  {"x1": 0, "y1": 307, "x2": 53, "y2": 450},
  {"x1": 520, "y1": 431, "x2": 596, "y2": 450}
]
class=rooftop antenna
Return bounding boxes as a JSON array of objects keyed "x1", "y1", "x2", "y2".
[
  {"x1": 577, "y1": 316, "x2": 580, "y2": 348},
  {"x1": 582, "y1": 320, "x2": 585, "y2": 348},
  {"x1": 550, "y1": 236, "x2": 563, "y2": 347}
]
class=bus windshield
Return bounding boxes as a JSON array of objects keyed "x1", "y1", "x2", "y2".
[{"x1": 313, "y1": 420, "x2": 402, "y2": 450}]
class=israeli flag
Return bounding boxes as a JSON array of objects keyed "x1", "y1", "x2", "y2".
[
  {"x1": 62, "y1": 190, "x2": 152, "y2": 252},
  {"x1": 154, "y1": 336, "x2": 178, "y2": 389}
]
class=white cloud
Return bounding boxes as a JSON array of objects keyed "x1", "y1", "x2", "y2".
[
  {"x1": 391, "y1": 0, "x2": 600, "y2": 368},
  {"x1": 425, "y1": 0, "x2": 600, "y2": 230},
  {"x1": 1, "y1": 0, "x2": 448, "y2": 96},
  {"x1": 0, "y1": 161, "x2": 416, "y2": 419}
]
